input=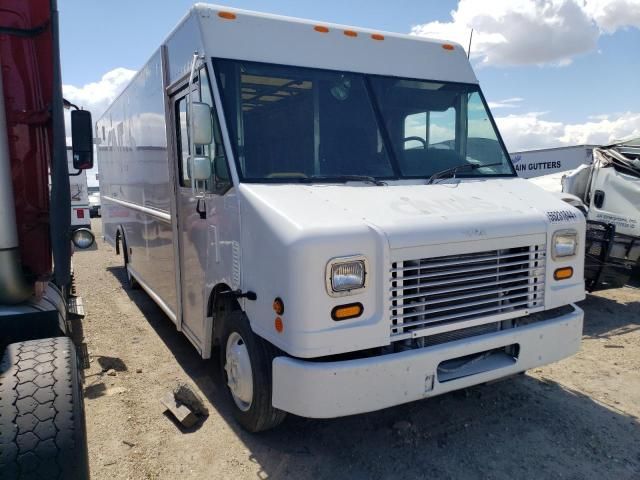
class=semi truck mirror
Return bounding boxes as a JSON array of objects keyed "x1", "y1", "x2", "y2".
[
  {"x1": 71, "y1": 109, "x2": 94, "y2": 170},
  {"x1": 191, "y1": 102, "x2": 213, "y2": 146},
  {"x1": 191, "y1": 156, "x2": 212, "y2": 181}
]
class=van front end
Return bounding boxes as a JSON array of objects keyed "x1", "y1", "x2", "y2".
[
  {"x1": 272, "y1": 305, "x2": 582, "y2": 418},
  {"x1": 239, "y1": 178, "x2": 586, "y2": 419}
]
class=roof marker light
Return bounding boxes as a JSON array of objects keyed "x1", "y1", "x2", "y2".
[
  {"x1": 371, "y1": 34, "x2": 385, "y2": 41},
  {"x1": 314, "y1": 25, "x2": 329, "y2": 33},
  {"x1": 442, "y1": 43, "x2": 455, "y2": 51},
  {"x1": 344, "y1": 30, "x2": 358, "y2": 37},
  {"x1": 218, "y1": 11, "x2": 236, "y2": 20}
]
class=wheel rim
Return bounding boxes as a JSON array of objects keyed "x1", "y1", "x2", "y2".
[{"x1": 224, "y1": 332, "x2": 253, "y2": 411}]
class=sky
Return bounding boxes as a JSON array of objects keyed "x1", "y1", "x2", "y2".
[{"x1": 59, "y1": 0, "x2": 640, "y2": 162}]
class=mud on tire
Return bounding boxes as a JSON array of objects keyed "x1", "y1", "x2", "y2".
[{"x1": 0, "y1": 337, "x2": 89, "y2": 480}]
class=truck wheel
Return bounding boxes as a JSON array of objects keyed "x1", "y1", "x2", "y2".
[
  {"x1": 125, "y1": 264, "x2": 140, "y2": 290},
  {"x1": 0, "y1": 337, "x2": 89, "y2": 480},
  {"x1": 121, "y1": 237, "x2": 139, "y2": 290},
  {"x1": 220, "y1": 311, "x2": 286, "y2": 432}
]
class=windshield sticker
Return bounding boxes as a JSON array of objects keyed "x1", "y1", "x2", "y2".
[{"x1": 546, "y1": 210, "x2": 579, "y2": 223}]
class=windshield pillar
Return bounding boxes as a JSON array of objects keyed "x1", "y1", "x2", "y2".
[
  {"x1": 455, "y1": 94, "x2": 468, "y2": 162},
  {"x1": 313, "y1": 84, "x2": 320, "y2": 175}
]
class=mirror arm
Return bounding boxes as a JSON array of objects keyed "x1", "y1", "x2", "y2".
[
  {"x1": 68, "y1": 168, "x2": 83, "y2": 177},
  {"x1": 63, "y1": 98, "x2": 79, "y2": 110}
]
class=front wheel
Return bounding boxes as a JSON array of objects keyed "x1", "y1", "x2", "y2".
[{"x1": 220, "y1": 311, "x2": 286, "y2": 432}]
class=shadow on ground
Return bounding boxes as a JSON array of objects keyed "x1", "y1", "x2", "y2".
[
  {"x1": 579, "y1": 290, "x2": 640, "y2": 340},
  {"x1": 107, "y1": 265, "x2": 640, "y2": 479}
]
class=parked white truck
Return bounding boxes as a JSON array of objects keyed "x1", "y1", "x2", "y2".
[
  {"x1": 531, "y1": 140, "x2": 640, "y2": 290},
  {"x1": 511, "y1": 145, "x2": 597, "y2": 179},
  {"x1": 67, "y1": 147, "x2": 91, "y2": 229},
  {"x1": 98, "y1": 4, "x2": 586, "y2": 432}
]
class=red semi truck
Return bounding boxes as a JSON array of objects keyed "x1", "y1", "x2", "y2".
[{"x1": 0, "y1": 1, "x2": 93, "y2": 478}]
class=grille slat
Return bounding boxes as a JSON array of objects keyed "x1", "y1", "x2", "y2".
[
  {"x1": 390, "y1": 278, "x2": 546, "y2": 301},
  {"x1": 395, "y1": 258, "x2": 535, "y2": 282},
  {"x1": 389, "y1": 266, "x2": 544, "y2": 292},
  {"x1": 397, "y1": 299, "x2": 534, "y2": 331},
  {"x1": 389, "y1": 252, "x2": 540, "y2": 272},
  {"x1": 391, "y1": 291, "x2": 539, "y2": 321},
  {"x1": 390, "y1": 244, "x2": 546, "y2": 340},
  {"x1": 390, "y1": 284, "x2": 543, "y2": 310},
  {"x1": 389, "y1": 250, "x2": 540, "y2": 272}
]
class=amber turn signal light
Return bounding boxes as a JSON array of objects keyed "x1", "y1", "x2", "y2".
[
  {"x1": 273, "y1": 297, "x2": 284, "y2": 315},
  {"x1": 274, "y1": 317, "x2": 284, "y2": 333},
  {"x1": 331, "y1": 303, "x2": 363, "y2": 321},
  {"x1": 554, "y1": 267, "x2": 573, "y2": 280}
]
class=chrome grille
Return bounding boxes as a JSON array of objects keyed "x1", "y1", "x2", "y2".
[{"x1": 390, "y1": 244, "x2": 546, "y2": 340}]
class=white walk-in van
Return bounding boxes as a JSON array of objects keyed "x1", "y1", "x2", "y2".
[{"x1": 98, "y1": 4, "x2": 586, "y2": 431}]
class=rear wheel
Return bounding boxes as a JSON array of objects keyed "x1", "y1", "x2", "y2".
[
  {"x1": 120, "y1": 234, "x2": 139, "y2": 290},
  {"x1": 0, "y1": 337, "x2": 89, "y2": 480},
  {"x1": 220, "y1": 311, "x2": 286, "y2": 432}
]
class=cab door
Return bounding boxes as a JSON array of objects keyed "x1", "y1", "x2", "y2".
[{"x1": 169, "y1": 66, "x2": 236, "y2": 354}]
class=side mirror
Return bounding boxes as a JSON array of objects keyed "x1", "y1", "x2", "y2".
[
  {"x1": 191, "y1": 102, "x2": 213, "y2": 146},
  {"x1": 71, "y1": 109, "x2": 94, "y2": 170},
  {"x1": 191, "y1": 156, "x2": 212, "y2": 181}
]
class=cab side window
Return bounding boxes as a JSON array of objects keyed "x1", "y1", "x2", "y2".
[
  {"x1": 176, "y1": 97, "x2": 191, "y2": 187},
  {"x1": 175, "y1": 67, "x2": 231, "y2": 194},
  {"x1": 198, "y1": 68, "x2": 231, "y2": 193}
]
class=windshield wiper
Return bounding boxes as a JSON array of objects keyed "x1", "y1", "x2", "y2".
[
  {"x1": 427, "y1": 162, "x2": 504, "y2": 185},
  {"x1": 297, "y1": 175, "x2": 386, "y2": 186}
]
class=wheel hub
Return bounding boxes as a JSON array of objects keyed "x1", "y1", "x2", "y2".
[{"x1": 225, "y1": 332, "x2": 253, "y2": 411}]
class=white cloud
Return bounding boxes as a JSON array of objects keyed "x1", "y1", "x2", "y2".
[
  {"x1": 496, "y1": 111, "x2": 640, "y2": 151},
  {"x1": 584, "y1": 0, "x2": 640, "y2": 32},
  {"x1": 488, "y1": 97, "x2": 524, "y2": 109},
  {"x1": 63, "y1": 68, "x2": 136, "y2": 185},
  {"x1": 63, "y1": 68, "x2": 136, "y2": 116},
  {"x1": 411, "y1": 0, "x2": 640, "y2": 66},
  {"x1": 63, "y1": 67, "x2": 136, "y2": 143}
]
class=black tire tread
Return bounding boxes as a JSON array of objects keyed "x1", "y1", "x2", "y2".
[
  {"x1": 0, "y1": 337, "x2": 89, "y2": 480},
  {"x1": 121, "y1": 235, "x2": 140, "y2": 290}
]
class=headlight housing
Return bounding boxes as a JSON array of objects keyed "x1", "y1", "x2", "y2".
[
  {"x1": 552, "y1": 230, "x2": 577, "y2": 259},
  {"x1": 326, "y1": 256, "x2": 367, "y2": 296}
]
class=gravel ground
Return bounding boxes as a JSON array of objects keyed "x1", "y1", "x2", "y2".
[{"x1": 75, "y1": 219, "x2": 640, "y2": 480}]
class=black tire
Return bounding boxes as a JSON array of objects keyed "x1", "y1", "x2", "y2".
[
  {"x1": 125, "y1": 264, "x2": 140, "y2": 290},
  {"x1": 0, "y1": 337, "x2": 89, "y2": 480},
  {"x1": 121, "y1": 235, "x2": 139, "y2": 290},
  {"x1": 220, "y1": 311, "x2": 286, "y2": 432}
]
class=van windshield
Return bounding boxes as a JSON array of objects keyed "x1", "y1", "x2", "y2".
[{"x1": 213, "y1": 59, "x2": 514, "y2": 183}]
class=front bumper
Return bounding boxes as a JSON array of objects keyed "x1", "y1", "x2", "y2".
[{"x1": 272, "y1": 305, "x2": 583, "y2": 418}]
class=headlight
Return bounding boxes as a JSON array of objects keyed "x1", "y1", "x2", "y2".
[
  {"x1": 552, "y1": 230, "x2": 577, "y2": 259},
  {"x1": 71, "y1": 228, "x2": 95, "y2": 249},
  {"x1": 326, "y1": 256, "x2": 367, "y2": 295}
]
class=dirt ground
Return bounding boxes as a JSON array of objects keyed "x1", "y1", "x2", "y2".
[{"x1": 74, "y1": 219, "x2": 640, "y2": 480}]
